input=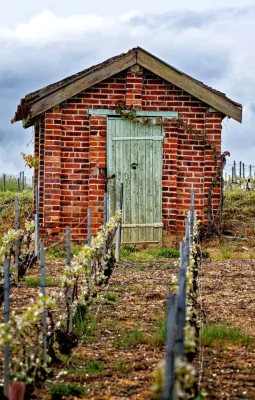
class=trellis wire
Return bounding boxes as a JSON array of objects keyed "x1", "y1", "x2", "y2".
[{"x1": 4, "y1": 257, "x2": 10, "y2": 399}]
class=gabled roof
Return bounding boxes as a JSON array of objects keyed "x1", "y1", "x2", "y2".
[{"x1": 12, "y1": 47, "x2": 242, "y2": 126}]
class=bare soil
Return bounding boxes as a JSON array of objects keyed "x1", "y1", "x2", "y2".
[
  {"x1": 1, "y1": 252, "x2": 255, "y2": 399},
  {"x1": 197, "y1": 259, "x2": 255, "y2": 399}
]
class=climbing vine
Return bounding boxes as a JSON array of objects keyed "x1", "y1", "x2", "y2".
[
  {"x1": 115, "y1": 101, "x2": 217, "y2": 156},
  {"x1": 21, "y1": 152, "x2": 39, "y2": 169},
  {"x1": 116, "y1": 100, "x2": 228, "y2": 236}
]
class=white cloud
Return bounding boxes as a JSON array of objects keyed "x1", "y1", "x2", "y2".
[{"x1": 0, "y1": 6, "x2": 254, "y2": 173}]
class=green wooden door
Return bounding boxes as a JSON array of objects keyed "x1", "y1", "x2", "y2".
[{"x1": 107, "y1": 118, "x2": 163, "y2": 246}]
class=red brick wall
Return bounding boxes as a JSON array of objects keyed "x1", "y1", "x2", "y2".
[{"x1": 34, "y1": 67, "x2": 223, "y2": 244}]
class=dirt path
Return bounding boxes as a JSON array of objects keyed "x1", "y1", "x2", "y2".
[{"x1": 198, "y1": 259, "x2": 255, "y2": 399}]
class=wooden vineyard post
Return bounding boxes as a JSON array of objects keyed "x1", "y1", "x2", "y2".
[
  {"x1": 21, "y1": 171, "x2": 25, "y2": 191},
  {"x1": 66, "y1": 226, "x2": 73, "y2": 334},
  {"x1": 40, "y1": 243, "x2": 47, "y2": 365},
  {"x1": 3, "y1": 173, "x2": 6, "y2": 192},
  {"x1": 4, "y1": 257, "x2": 10, "y2": 399},
  {"x1": 163, "y1": 295, "x2": 176, "y2": 400},
  {"x1": 14, "y1": 196, "x2": 19, "y2": 285}
]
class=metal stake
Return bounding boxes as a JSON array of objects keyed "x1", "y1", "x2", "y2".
[
  {"x1": 15, "y1": 197, "x2": 19, "y2": 285},
  {"x1": 163, "y1": 295, "x2": 176, "y2": 400},
  {"x1": 66, "y1": 227, "x2": 73, "y2": 333},
  {"x1": 4, "y1": 257, "x2": 10, "y2": 399},
  {"x1": 40, "y1": 242, "x2": 47, "y2": 365}
]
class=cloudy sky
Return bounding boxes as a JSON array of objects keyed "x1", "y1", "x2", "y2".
[{"x1": 1, "y1": 0, "x2": 255, "y2": 178}]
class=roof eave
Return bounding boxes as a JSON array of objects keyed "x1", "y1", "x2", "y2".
[{"x1": 12, "y1": 46, "x2": 242, "y2": 125}]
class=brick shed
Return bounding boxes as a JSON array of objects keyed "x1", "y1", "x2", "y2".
[{"x1": 12, "y1": 47, "x2": 242, "y2": 247}]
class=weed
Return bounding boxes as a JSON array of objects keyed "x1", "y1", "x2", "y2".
[
  {"x1": 46, "y1": 243, "x2": 84, "y2": 259},
  {"x1": 73, "y1": 304, "x2": 89, "y2": 337},
  {"x1": 149, "y1": 248, "x2": 180, "y2": 258},
  {"x1": 49, "y1": 382, "x2": 85, "y2": 399},
  {"x1": 114, "y1": 360, "x2": 132, "y2": 374},
  {"x1": 120, "y1": 247, "x2": 179, "y2": 261},
  {"x1": 153, "y1": 319, "x2": 167, "y2": 346},
  {"x1": 86, "y1": 360, "x2": 106, "y2": 373},
  {"x1": 114, "y1": 328, "x2": 149, "y2": 348},
  {"x1": 249, "y1": 252, "x2": 255, "y2": 259},
  {"x1": 163, "y1": 262, "x2": 175, "y2": 269},
  {"x1": 219, "y1": 243, "x2": 235, "y2": 259},
  {"x1": 46, "y1": 244, "x2": 66, "y2": 259},
  {"x1": 137, "y1": 263, "x2": 147, "y2": 270},
  {"x1": 25, "y1": 276, "x2": 60, "y2": 287},
  {"x1": 201, "y1": 325, "x2": 254, "y2": 348},
  {"x1": 105, "y1": 292, "x2": 117, "y2": 302}
]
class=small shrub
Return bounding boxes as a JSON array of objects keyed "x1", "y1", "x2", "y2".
[{"x1": 49, "y1": 382, "x2": 85, "y2": 399}]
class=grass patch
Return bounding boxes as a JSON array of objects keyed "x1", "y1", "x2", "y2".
[
  {"x1": 25, "y1": 276, "x2": 60, "y2": 287},
  {"x1": 152, "y1": 318, "x2": 167, "y2": 346},
  {"x1": 219, "y1": 242, "x2": 235, "y2": 259},
  {"x1": 46, "y1": 243, "x2": 84, "y2": 259},
  {"x1": 149, "y1": 248, "x2": 180, "y2": 258},
  {"x1": 223, "y1": 188, "x2": 255, "y2": 221},
  {"x1": 114, "y1": 328, "x2": 149, "y2": 348},
  {"x1": 105, "y1": 292, "x2": 117, "y2": 302},
  {"x1": 209, "y1": 242, "x2": 236, "y2": 260},
  {"x1": 201, "y1": 325, "x2": 254, "y2": 348},
  {"x1": 86, "y1": 360, "x2": 106, "y2": 374},
  {"x1": 49, "y1": 382, "x2": 85, "y2": 399},
  {"x1": 114, "y1": 360, "x2": 132, "y2": 374},
  {"x1": 0, "y1": 191, "x2": 33, "y2": 238},
  {"x1": 120, "y1": 245, "x2": 179, "y2": 261}
]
